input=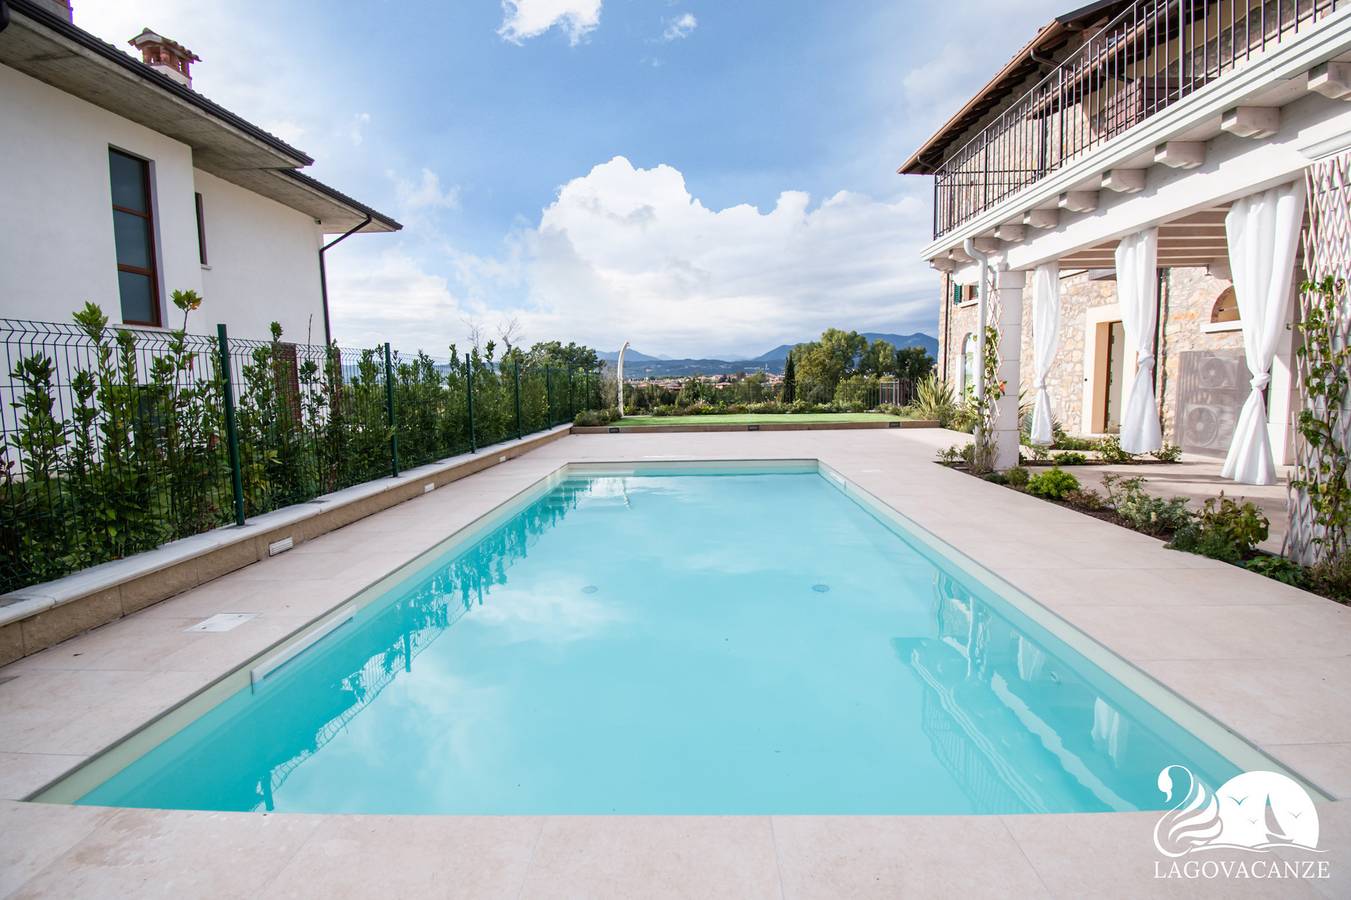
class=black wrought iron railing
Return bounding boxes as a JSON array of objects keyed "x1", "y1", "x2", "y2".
[
  {"x1": 0, "y1": 313, "x2": 603, "y2": 593},
  {"x1": 931, "y1": 0, "x2": 1341, "y2": 238}
]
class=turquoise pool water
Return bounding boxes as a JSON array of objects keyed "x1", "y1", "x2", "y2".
[{"x1": 72, "y1": 465, "x2": 1247, "y2": 814}]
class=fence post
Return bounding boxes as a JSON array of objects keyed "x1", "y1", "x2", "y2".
[
  {"x1": 466, "y1": 356, "x2": 477, "y2": 453},
  {"x1": 545, "y1": 366, "x2": 554, "y2": 425},
  {"x1": 216, "y1": 324, "x2": 246, "y2": 526},
  {"x1": 514, "y1": 361, "x2": 523, "y2": 440},
  {"x1": 383, "y1": 342, "x2": 399, "y2": 478}
]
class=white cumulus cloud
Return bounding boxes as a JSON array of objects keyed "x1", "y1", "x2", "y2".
[
  {"x1": 661, "y1": 13, "x2": 698, "y2": 42},
  {"x1": 507, "y1": 156, "x2": 933, "y2": 357},
  {"x1": 498, "y1": 0, "x2": 603, "y2": 45},
  {"x1": 329, "y1": 157, "x2": 934, "y2": 359},
  {"x1": 391, "y1": 168, "x2": 460, "y2": 213}
]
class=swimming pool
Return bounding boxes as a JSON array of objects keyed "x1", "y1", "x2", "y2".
[{"x1": 40, "y1": 461, "x2": 1303, "y2": 814}]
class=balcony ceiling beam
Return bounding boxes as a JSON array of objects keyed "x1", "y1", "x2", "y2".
[
  {"x1": 994, "y1": 224, "x2": 1026, "y2": 242},
  {"x1": 1101, "y1": 169, "x2": 1147, "y2": 194},
  {"x1": 1306, "y1": 61, "x2": 1351, "y2": 100},
  {"x1": 1058, "y1": 191, "x2": 1099, "y2": 213},
  {"x1": 1153, "y1": 142, "x2": 1206, "y2": 169},
  {"x1": 1023, "y1": 209, "x2": 1059, "y2": 229},
  {"x1": 1221, "y1": 107, "x2": 1281, "y2": 139}
]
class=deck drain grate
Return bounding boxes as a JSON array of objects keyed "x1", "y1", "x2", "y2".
[{"x1": 185, "y1": 613, "x2": 259, "y2": 633}]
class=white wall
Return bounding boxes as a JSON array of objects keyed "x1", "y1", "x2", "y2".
[
  {"x1": 194, "y1": 170, "x2": 324, "y2": 344},
  {"x1": 0, "y1": 64, "x2": 199, "y2": 326},
  {"x1": 0, "y1": 64, "x2": 324, "y2": 344}
]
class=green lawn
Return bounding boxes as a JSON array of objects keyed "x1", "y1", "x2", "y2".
[{"x1": 613, "y1": 412, "x2": 908, "y2": 427}]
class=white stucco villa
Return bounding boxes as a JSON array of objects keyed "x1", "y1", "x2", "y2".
[
  {"x1": 0, "y1": 0, "x2": 400, "y2": 344},
  {"x1": 902, "y1": 0, "x2": 1351, "y2": 496}
]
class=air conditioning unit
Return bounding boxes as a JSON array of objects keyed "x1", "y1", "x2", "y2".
[{"x1": 1175, "y1": 351, "x2": 1246, "y2": 456}]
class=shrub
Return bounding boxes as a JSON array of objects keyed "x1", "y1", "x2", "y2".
[
  {"x1": 1022, "y1": 443, "x2": 1050, "y2": 463},
  {"x1": 1053, "y1": 451, "x2": 1088, "y2": 466},
  {"x1": 984, "y1": 472, "x2": 1008, "y2": 485},
  {"x1": 1026, "y1": 467, "x2": 1080, "y2": 501},
  {"x1": 1309, "y1": 553, "x2": 1351, "y2": 603},
  {"x1": 1098, "y1": 434, "x2": 1138, "y2": 464},
  {"x1": 1245, "y1": 555, "x2": 1308, "y2": 587},
  {"x1": 573, "y1": 408, "x2": 620, "y2": 427},
  {"x1": 1168, "y1": 495, "x2": 1269, "y2": 563},
  {"x1": 1152, "y1": 443, "x2": 1183, "y2": 463},
  {"x1": 936, "y1": 443, "x2": 970, "y2": 466},
  {"x1": 1064, "y1": 488, "x2": 1107, "y2": 511},
  {"x1": 1004, "y1": 466, "x2": 1030, "y2": 488},
  {"x1": 834, "y1": 374, "x2": 879, "y2": 409},
  {"x1": 1102, "y1": 474, "x2": 1192, "y2": 536},
  {"x1": 1053, "y1": 435, "x2": 1102, "y2": 452},
  {"x1": 907, "y1": 373, "x2": 958, "y2": 427}
]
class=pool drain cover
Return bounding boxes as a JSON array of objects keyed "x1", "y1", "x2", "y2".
[
  {"x1": 811, "y1": 583, "x2": 830, "y2": 593},
  {"x1": 581, "y1": 585, "x2": 599, "y2": 594}
]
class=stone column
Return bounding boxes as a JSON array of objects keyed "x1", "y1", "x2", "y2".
[{"x1": 994, "y1": 267, "x2": 1027, "y2": 470}]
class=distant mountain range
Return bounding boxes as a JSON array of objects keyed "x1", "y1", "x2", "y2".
[{"x1": 598, "y1": 332, "x2": 938, "y2": 378}]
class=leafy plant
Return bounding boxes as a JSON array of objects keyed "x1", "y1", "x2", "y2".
[
  {"x1": 1098, "y1": 434, "x2": 1137, "y2": 464},
  {"x1": 1290, "y1": 275, "x2": 1350, "y2": 566},
  {"x1": 1053, "y1": 451, "x2": 1088, "y2": 466},
  {"x1": 1245, "y1": 555, "x2": 1308, "y2": 588},
  {"x1": 970, "y1": 324, "x2": 1003, "y2": 474},
  {"x1": 1004, "y1": 466, "x2": 1030, "y2": 488},
  {"x1": 1152, "y1": 443, "x2": 1183, "y2": 463},
  {"x1": 1063, "y1": 488, "x2": 1107, "y2": 511},
  {"x1": 1308, "y1": 553, "x2": 1351, "y2": 603},
  {"x1": 936, "y1": 443, "x2": 971, "y2": 466},
  {"x1": 1053, "y1": 435, "x2": 1102, "y2": 452},
  {"x1": 574, "y1": 408, "x2": 620, "y2": 427},
  {"x1": 1102, "y1": 474, "x2": 1192, "y2": 536},
  {"x1": 1026, "y1": 467, "x2": 1080, "y2": 500},
  {"x1": 1169, "y1": 495, "x2": 1269, "y2": 563},
  {"x1": 908, "y1": 373, "x2": 958, "y2": 427},
  {"x1": 1022, "y1": 443, "x2": 1050, "y2": 463}
]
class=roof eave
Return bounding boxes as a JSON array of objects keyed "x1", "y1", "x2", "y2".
[{"x1": 5, "y1": 0, "x2": 312, "y2": 167}]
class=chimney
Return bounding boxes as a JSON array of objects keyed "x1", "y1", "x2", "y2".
[
  {"x1": 128, "y1": 28, "x2": 200, "y2": 88},
  {"x1": 36, "y1": 1, "x2": 74, "y2": 21}
]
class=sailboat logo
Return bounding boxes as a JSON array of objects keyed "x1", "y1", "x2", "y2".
[{"x1": 1153, "y1": 765, "x2": 1321, "y2": 857}]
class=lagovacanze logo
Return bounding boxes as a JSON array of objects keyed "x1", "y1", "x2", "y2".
[{"x1": 1153, "y1": 765, "x2": 1330, "y2": 881}]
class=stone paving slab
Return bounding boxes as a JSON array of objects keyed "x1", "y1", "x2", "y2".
[{"x1": 0, "y1": 429, "x2": 1347, "y2": 897}]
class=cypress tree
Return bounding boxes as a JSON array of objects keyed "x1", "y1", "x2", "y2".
[{"x1": 782, "y1": 350, "x2": 796, "y2": 403}]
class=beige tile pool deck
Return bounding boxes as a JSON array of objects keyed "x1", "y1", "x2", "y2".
[{"x1": 1, "y1": 429, "x2": 1348, "y2": 898}]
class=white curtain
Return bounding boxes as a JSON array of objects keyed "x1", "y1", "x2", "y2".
[
  {"x1": 1030, "y1": 262, "x2": 1060, "y2": 445},
  {"x1": 1115, "y1": 228, "x2": 1162, "y2": 453},
  {"x1": 1221, "y1": 181, "x2": 1306, "y2": 485}
]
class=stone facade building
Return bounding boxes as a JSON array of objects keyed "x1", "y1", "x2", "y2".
[
  {"x1": 901, "y1": 0, "x2": 1350, "y2": 473},
  {"x1": 937, "y1": 266, "x2": 1245, "y2": 453}
]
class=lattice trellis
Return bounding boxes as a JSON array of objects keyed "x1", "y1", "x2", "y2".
[
  {"x1": 972, "y1": 262, "x2": 1004, "y2": 472},
  {"x1": 1287, "y1": 152, "x2": 1351, "y2": 564}
]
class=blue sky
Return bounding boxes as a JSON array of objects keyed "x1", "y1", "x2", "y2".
[{"x1": 78, "y1": 0, "x2": 1062, "y2": 358}]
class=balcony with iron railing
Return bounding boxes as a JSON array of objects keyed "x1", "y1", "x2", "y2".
[{"x1": 930, "y1": 0, "x2": 1342, "y2": 239}]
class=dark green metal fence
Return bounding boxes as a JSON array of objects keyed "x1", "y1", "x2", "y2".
[{"x1": 0, "y1": 317, "x2": 600, "y2": 593}]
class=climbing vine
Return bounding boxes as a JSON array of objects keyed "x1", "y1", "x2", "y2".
[
  {"x1": 970, "y1": 324, "x2": 1004, "y2": 474},
  {"x1": 1291, "y1": 275, "x2": 1351, "y2": 564}
]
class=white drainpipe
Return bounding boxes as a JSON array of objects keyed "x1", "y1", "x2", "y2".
[{"x1": 963, "y1": 238, "x2": 990, "y2": 442}]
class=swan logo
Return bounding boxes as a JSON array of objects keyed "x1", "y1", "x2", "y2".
[{"x1": 1152, "y1": 765, "x2": 1329, "y2": 881}]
